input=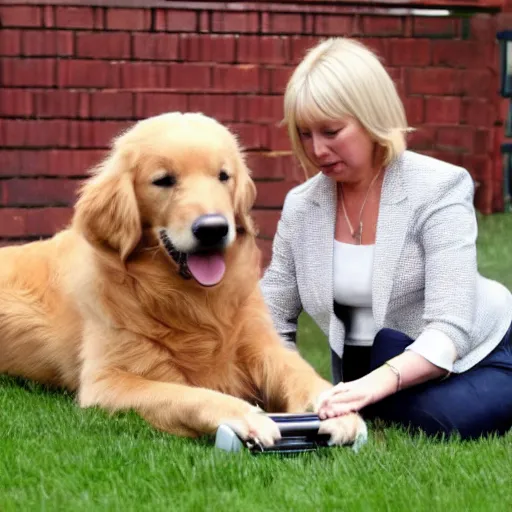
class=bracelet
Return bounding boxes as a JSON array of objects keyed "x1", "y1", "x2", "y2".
[{"x1": 383, "y1": 362, "x2": 401, "y2": 393}]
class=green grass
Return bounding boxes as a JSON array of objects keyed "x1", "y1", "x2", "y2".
[{"x1": 1, "y1": 213, "x2": 512, "y2": 511}]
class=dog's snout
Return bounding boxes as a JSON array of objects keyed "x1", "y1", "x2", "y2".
[{"x1": 192, "y1": 214, "x2": 229, "y2": 247}]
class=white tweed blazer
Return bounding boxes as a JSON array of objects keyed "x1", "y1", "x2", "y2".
[{"x1": 260, "y1": 151, "x2": 512, "y2": 374}]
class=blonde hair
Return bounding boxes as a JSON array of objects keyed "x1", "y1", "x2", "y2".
[{"x1": 284, "y1": 37, "x2": 412, "y2": 176}]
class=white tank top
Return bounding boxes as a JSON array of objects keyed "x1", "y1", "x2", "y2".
[{"x1": 333, "y1": 240, "x2": 378, "y2": 346}]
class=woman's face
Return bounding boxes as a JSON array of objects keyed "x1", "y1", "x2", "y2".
[{"x1": 298, "y1": 117, "x2": 376, "y2": 183}]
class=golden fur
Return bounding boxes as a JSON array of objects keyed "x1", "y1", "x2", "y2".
[{"x1": 0, "y1": 112, "x2": 366, "y2": 446}]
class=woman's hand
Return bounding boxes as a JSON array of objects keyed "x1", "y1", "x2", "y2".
[
  {"x1": 316, "y1": 363, "x2": 401, "y2": 419},
  {"x1": 316, "y1": 378, "x2": 380, "y2": 419},
  {"x1": 316, "y1": 351, "x2": 450, "y2": 419}
]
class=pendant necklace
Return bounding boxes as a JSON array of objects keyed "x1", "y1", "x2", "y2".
[{"x1": 339, "y1": 169, "x2": 382, "y2": 245}]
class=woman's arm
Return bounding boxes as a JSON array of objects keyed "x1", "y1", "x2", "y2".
[
  {"x1": 260, "y1": 192, "x2": 303, "y2": 350},
  {"x1": 317, "y1": 350, "x2": 447, "y2": 418},
  {"x1": 404, "y1": 168, "x2": 477, "y2": 371},
  {"x1": 318, "y1": 167, "x2": 477, "y2": 416}
]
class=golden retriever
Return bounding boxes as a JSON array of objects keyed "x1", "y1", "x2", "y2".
[{"x1": 0, "y1": 112, "x2": 366, "y2": 448}]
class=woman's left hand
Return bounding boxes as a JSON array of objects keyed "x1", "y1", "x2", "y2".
[{"x1": 316, "y1": 379, "x2": 377, "y2": 419}]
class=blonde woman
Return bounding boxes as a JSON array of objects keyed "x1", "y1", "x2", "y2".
[{"x1": 260, "y1": 37, "x2": 512, "y2": 439}]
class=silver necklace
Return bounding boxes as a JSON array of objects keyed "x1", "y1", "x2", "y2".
[{"x1": 339, "y1": 169, "x2": 382, "y2": 245}]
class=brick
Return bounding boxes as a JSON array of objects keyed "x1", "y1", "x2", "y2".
[
  {"x1": 0, "y1": 6, "x2": 41, "y2": 27},
  {"x1": 158, "y1": 10, "x2": 197, "y2": 32},
  {"x1": 361, "y1": 16, "x2": 403, "y2": 36},
  {"x1": 474, "y1": 129, "x2": 492, "y2": 154},
  {"x1": 385, "y1": 66, "x2": 405, "y2": 97},
  {"x1": 1, "y1": 178, "x2": 79, "y2": 207},
  {"x1": 407, "y1": 126, "x2": 436, "y2": 150},
  {"x1": 460, "y1": 70, "x2": 493, "y2": 97},
  {"x1": 431, "y1": 41, "x2": 486, "y2": 68},
  {"x1": 106, "y1": 8, "x2": 151, "y2": 31},
  {"x1": 422, "y1": 150, "x2": 463, "y2": 168},
  {"x1": 55, "y1": 7, "x2": 95, "y2": 29},
  {"x1": 389, "y1": 39, "x2": 431, "y2": 66},
  {"x1": 76, "y1": 32, "x2": 130, "y2": 59},
  {"x1": 252, "y1": 209, "x2": 280, "y2": 239},
  {"x1": 361, "y1": 37, "x2": 389, "y2": 60},
  {"x1": 90, "y1": 91, "x2": 134, "y2": 119},
  {"x1": 237, "y1": 96, "x2": 283, "y2": 123},
  {"x1": 264, "y1": 13, "x2": 302, "y2": 34},
  {"x1": 227, "y1": 123, "x2": 266, "y2": 150},
  {"x1": 246, "y1": 152, "x2": 300, "y2": 181},
  {"x1": 22, "y1": 30, "x2": 73, "y2": 57},
  {"x1": 265, "y1": 125, "x2": 291, "y2": 151},
  {"x1": 0, "y1": 29, "x2": 21, "y2": 56},
  {"x1": 257, "y1": 238, "x2": 273, "y2": 270},
  {"x1": 211, "y1": 12, "x2": 259, "y2": 33},
  {"x1": 47, "y1": 149, "x2": 106, "y2": 177},
  {"x1": 188, "y1": 94, "x2": 236, "y2": 122},
  {"x1": 290, "y1": 36, "x2": 321, "y2": 64},
  {"x1": 461, "y1": 99, "x2": 492, "y2": 128},
  {"x1": 238, "y1": 36, "x2": 290, "y2": 65},
  {"x1": 425, "y1": 97, "x2": 461, "y2": 125},
  {"x1": 462, "y1": 154, "x2": 491, "y2": 183},
  {"x1": 255, "y1": 180, "x2": 296, "y2": 208},
  {"x1": 0, "y1": 207, "x2": 73, "y2": 237},
  {"x1": 43, "y1": 5, "x2": 54, "y2": 28},
  {"x1": 0, "y1": 119, "x2": 68, "y2": 148},
  {"x1": 199, "y1": 10, "x2": 209, "y2": 33},
  {"x1": 0, "y1": 150, "x2": 43, "y2": 177},
  {"x1": 169, "y1": 63, "x2": 212, "y2": 90},
  {"x1": 303, "y1": 14, "x2": 314, "y2": 35},
  {"x1": 212, "y1": 65, "x2": 259, "y2": 93},
  {"x1": 413, "y1": 17, "x2": 460, "y2": 38},
  {"x1": 134, "y1": 92, "x2": 188, "y2": 118},
  {"x1": 0, "y1": 209, "x2": 30, "y2": 237},
  {"x1": 181, "y1": 34, "x2": 236, "y2": 63},
  {"x1": 406, "y1": 68, "x2": 462, "y2": 96},
  {"x1": 469, "y1": 14, "x2": 495, "y2": 41},
  {"x1": 436, "y1": 126, "x2": 475, "y2": 152},
  {"x1": 69, "y1": 121, "x2": 133, "y2": 149},
  {"x1": 0, "y1": 149, "x2": 104, "y2": 177},
  {"x1": 261, "y1": 67, "x2": 292, "y2": 94},
  {"x1": 403, "y1": 96, "x2": 424, "y2": 126},
  {"x1": 314, "y1": 14, "x2": 353, "y2": 36},
  {"x1": 497, "y1": 12, "x2": 512, "y2": 32},
  {"x1": 26, "y1": 207, "x2": 73, "y2": 236},
  {"x1": 1, "y1": 59, "x2": 55, "y2": 87},
  {"x1": 58, "y1": 60, "x2": 119, "y2": 88},
  {"x1": 133, "y1": 33, "x2": 179, "y2": 61},
  {"x1": 34, "y1": 90, "x2": 87, "y2": 118},
  {"x1": 0, "y1": 89, "x2": 33, "y2": 117}
]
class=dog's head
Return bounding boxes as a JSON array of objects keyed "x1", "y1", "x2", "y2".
[{"x1": 73, "y1": 112, "x2": 257, "y2": 287}]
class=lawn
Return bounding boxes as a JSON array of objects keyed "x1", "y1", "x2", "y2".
[{"x1": 1, "y1": 213, "x2": 512, "y2": 512}]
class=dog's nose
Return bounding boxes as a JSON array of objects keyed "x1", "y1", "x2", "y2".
[{"x1": 192, "y1": 214, "x2": 229, "y2": 247}]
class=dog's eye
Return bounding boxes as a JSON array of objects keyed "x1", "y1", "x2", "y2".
[
  {"x1": 152, "y1": 174, "x2": 177, "y2": 188},
  {"x1": 219, "y1": 170, "x2": 230, "y2": 182}
]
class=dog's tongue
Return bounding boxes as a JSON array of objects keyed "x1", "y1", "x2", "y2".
[{"x1": 187, "y1": 252, "x2": 226, "y2": 286}]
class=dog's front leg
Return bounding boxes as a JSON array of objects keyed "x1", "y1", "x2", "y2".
[
  {"x1": 78, "y1": 366, "x2": 281, "y2": 445},
  {"x1": 240, "y1": 309, "x2": 368, "y2": 446},
  {"x1": 252, "y1": 341, "x2": 368, "y2": 446}
]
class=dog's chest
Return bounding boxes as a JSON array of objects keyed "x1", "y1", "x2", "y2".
[{"x1": 161, "y1": 340, "x2": 259, "y2": 403}]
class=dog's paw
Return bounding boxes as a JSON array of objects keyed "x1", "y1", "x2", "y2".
[
  {"x1": 223, "y1": 409, "x2": 281, "y2": 447},
  {"x1": 318, "y1": 413, "x2": 368, "y2": 452}
]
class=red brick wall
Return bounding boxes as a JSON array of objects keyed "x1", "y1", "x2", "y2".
[{"x1": 0, "y1": 2, "x2": 507, "y2": 266}]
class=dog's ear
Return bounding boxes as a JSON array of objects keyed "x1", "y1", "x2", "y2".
[
  {"x1": 74, "y1": 149, "x2": 142, "y2": 261},
  {"x1": 234, "y1": 153, "x2": 257, "y2": 236}
]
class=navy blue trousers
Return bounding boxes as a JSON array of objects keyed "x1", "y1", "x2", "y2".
[{"x1": 333, "y1": 324, "x2": 512, "y2": 440}]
